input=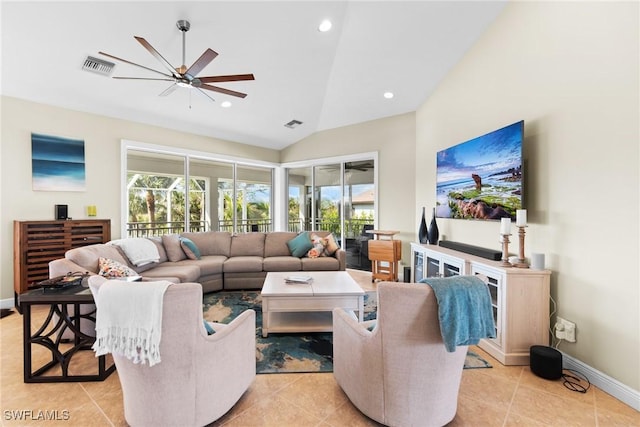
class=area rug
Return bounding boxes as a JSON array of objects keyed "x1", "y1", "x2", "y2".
[{"x1": 202, "y1": 290, "x2": 491, "y2": 374}]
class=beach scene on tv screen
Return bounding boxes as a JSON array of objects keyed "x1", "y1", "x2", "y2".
[{"x1": 436, "y1": 121, "x2": 523, "y2": 220}]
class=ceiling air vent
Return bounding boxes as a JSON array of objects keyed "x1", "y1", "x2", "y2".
[
  {"x1": 82, "y1": 56, "x2": 115, "y2": 76},
  {"x1": 284, "y1": 119, "x2": 303, "y2": 129}
]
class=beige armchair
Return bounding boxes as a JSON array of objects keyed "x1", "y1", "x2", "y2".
[
  {"x1": 89, "y1": 278, "x2": 256, "y2": 427},
  {"x1": 333, "y1": 282, "x2": 468, "y2": 427}
]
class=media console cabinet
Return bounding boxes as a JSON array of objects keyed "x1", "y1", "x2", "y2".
[{"x1": 410, "y1": 242, "x2": 551, "y2": 365}]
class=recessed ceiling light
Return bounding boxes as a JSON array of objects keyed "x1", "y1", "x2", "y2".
[
  {"x1": 221, "y1": 101, "x2": 232, "y2": 108},
  {"x1": 318, "y1": 19, "x2": 332, "y2": 32},
  {"x1": 383, "y1": 92, "x2": 394, "y2": 99}
]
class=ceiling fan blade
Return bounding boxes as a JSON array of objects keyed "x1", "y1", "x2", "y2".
[
  {"x1": 113, "y1": 77, "x2": 175, "y2": 81},
  {"x1": 185, "y1": 49, "x2": 218, "y2": 79},
  {"x1": 199, "y1": 83, "x2": 247, "y2": 98},
  {"x1": 99, "y1": 51, "x2": 173, "y2": 78},
  {"x1": 195, "y1": 88, "x2": 216, "y2": 103},
  {"x1": 199, "y1": 74, "x2": 255, "y2": 83},
  {"x1": 134, "y1": 36, "x2": 178, "y2": 76},
  {"x1": 159, "y1": 84, "x2": 178, "y2": 97}
]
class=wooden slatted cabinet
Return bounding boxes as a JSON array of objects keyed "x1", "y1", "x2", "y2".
[{"x1": 13, "y1": 219, "x2": 111, "y2": 303}]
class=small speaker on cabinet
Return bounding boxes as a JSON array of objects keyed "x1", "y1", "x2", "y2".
[
  {"x1": 55, "y1": 204, "x2": 68, "y2": 220},
  {"x1": 530, "y1": 345, "x2": 563, "y2": 380}
]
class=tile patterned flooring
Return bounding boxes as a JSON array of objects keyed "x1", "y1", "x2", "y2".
[{"x1": 1, "y1": 270, "x2": 637, "y2": 426}]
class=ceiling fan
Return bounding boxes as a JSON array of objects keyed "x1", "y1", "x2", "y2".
[{"x1": 99, "y1": 20, "x2": 254, "y2": 102}]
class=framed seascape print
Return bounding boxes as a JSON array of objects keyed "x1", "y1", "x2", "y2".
[{"x1": 31, "y1": 133, "x2": 86, "y2": 192}]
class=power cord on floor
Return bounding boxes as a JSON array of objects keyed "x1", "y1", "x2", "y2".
[{"x1": 562, "y1": 368, "x2": 591, "y2": 393}]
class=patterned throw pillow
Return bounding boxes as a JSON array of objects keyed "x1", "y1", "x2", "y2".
[
  {"x1": 180, "y1": 237, "x2": 202, "y2": 260},
  {"x1": 323, "y1": 233, "x2": 340, "y2": 256},
  {"x1": 307, "y1": 234, "x2": 328, "y2": 258},
  {"x1": 307, "y1": 234, "x2": 326, "y2": 258},
  {"x1": 98, "y1": 257, "x2": 138, "y2": 278}
]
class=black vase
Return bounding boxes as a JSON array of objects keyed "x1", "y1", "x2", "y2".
[
  {"x1": 418, "y1": 207, "x2": 428, "y2": 244},
  {"x1": 427, "y1": 207, "x2": 439, "y2": 245}
]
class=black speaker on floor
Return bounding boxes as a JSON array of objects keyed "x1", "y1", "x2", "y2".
[
  {"x1": 55, "y1": 204, "x2": 68, "y2": 220},
  {"x1": 403, "y1": 266, "x2": 411, "y2": 283},
  {"x1": 530, "y1": 345, "x2": 563, "y2": 380}
]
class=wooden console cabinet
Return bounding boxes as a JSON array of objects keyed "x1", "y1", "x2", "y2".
[
  {"x1": 410, "y1": 242, "x2": 551, "y2": 365},
  {"x1": 13, "y1": 219, "x2": 111, "y2": 301}
]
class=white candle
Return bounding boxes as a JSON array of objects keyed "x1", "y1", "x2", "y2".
[
  {"x1": 516, "y1": 209, "x2": 527, "y2": 226},
  {"x1": 500, "y1": 217, "x2": 511, "y2": 235}
]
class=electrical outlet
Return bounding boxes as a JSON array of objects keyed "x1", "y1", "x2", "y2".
[{"x1": 555, "y1": 317, "x2": 576, "y2": 342}]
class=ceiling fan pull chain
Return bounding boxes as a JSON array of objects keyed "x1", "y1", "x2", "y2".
[{"x1": 189, "y1": 88, "x2": 192, "y2": 109}]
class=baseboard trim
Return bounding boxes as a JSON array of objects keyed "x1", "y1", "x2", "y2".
[
  {"x1": 562, "y1": 351, "x2": 640, "y2": 411},
  {"x1": 0, "y1": 297, "x2": 14, "y2": 310}
]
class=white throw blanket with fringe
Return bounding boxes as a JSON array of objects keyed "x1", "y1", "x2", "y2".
[
  {"x1": 108, "y1": 238, "x2": 160, "y2": 267},
  {"x1": 92, "y1": 280, "x2": 171, "y2": 367}
]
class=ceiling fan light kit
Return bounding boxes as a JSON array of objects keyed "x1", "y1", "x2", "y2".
[{"x1": 98, "y1": 20, "x2": 254, "y2": 103}]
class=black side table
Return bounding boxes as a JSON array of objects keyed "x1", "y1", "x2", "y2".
[{"x1": 19, "y1": 285, "x2": 116, "y2": 383}]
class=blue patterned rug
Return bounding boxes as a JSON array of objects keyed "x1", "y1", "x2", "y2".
[{"x1": 202, "y1": 291, "x2": 491, "y2": 373}]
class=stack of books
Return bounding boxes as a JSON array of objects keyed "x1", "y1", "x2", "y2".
[{"x1": 284, "y1": 275, "x2": 313, "y2": 284}]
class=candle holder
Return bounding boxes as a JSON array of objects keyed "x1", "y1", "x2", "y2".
[
  {"x1": 500, "y1": 234, "x2": 512, "y2": 267},
  {"x1": 514, "y1": 225, "x2": 529, "y2": 268}
]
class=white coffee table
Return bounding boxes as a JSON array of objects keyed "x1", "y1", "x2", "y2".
[{"x1": 261, "y1": 271, "x2": 365, "y2": 337}]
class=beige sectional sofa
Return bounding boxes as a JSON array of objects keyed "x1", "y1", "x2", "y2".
[{"x1": 49, "y1": 231, "x2": 345, "y2": 293}]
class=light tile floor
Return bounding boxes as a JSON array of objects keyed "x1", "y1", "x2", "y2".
[{"x1": 1, "y1": 270, "x2": 637, "y2": 426}]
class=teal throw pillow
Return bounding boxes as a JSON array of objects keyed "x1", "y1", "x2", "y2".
[
  {"x1": 179, "y1": 237, "x2": 202, "y2": 260},
  {"x1": 203, "y1": 320, "x2": 216, "y2": 335},
  {"x1": 287, "y1": 232, "x2": 313, "y2": 258}
]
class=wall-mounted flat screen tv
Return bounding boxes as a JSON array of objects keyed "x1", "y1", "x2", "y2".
[{"x1": 436, "y1": 120, "x2": 523, "y2": 220}]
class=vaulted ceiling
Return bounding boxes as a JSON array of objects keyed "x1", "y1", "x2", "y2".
[{"x1": 1, "y1": 1, "x2": 506, "y2": 150}]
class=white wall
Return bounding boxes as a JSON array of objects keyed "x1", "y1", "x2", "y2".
[
  {"x1": 0, "y1": 97, "x2": 279, "y2": 303},
  {"x1": 415, "y1": 1, "x2": 639, "y2": 391}
]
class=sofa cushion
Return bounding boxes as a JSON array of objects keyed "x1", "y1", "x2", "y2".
[
  {"x1": 181, "y1": 231, "x2": 231, "y2": 257},
  {"x1": 174, "y1": 255, "x2": 226, "y2": 276},
  {"x1": 162, "y1": 234, "x2": 187, "y2": 262},
  {"x1": 230, "y1": 233, "x2": 265, "y2": 257},
  {"x1": 66, "y1": 244, "x2": 129, "y2": 273},
  {"x1": 223, "y1": 256, "x2": 264, "y2": 273},
  {"x1": 141, "y1": 264, "x2": 200, "y2": 283},
  {"x1": 179, "y1": 237, "x2": 201, "y2": 260},
  {"x1": 98, "y1": 257, "x2": 139, "y2": 278},
  {"x1": 301, "y1": 256, "x2": 340, "y2": 271},
  {"x1": 146, "y1": 237, "x2": 168, "y2": 263},
  {"x1": 263, "y1": 256, "x2": 303, "y2": 272},
  {"x1": 287, "y1": 232, "x2": 313, "y2": 258},
  {"x1": 264, "y1": 232, "x2": 298, "y2": 257}
]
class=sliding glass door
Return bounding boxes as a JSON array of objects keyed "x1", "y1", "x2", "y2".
[{"x1": 285, "y1": 155, "x2": 376, "y2": 270}]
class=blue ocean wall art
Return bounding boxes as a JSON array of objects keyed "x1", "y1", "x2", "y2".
[{"x1": 31, "y1": 133, "x2": 86, "y2": 191}]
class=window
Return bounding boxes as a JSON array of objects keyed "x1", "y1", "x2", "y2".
[
  {"x1": 127, "y1": 171, "x2": 208, "y2": 236},
  {"x1": 124, "y1": 144, "x2": 275, "y2": 237}
]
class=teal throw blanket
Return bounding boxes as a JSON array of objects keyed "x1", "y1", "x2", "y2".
[{"x1": 419, "y1": 275, "x2": 496, "y2": 352}]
